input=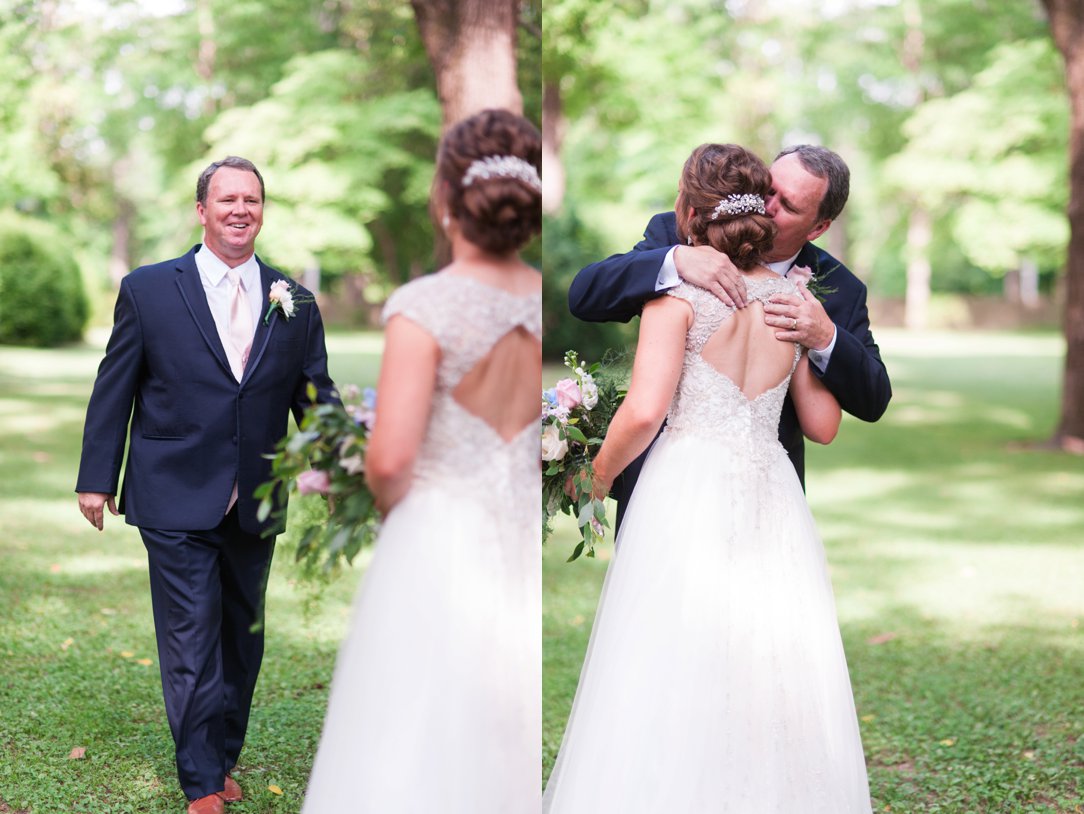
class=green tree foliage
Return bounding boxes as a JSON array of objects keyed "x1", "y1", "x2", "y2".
[
  {"x1": 201, "y1": 49, "x2": 441, "y2": 293},
  {"x1": 549, "y1": 0, "x2": 1062, "y2": 305},
  {"x1": 0, "y1": 0, "x2": 538, "y2": 329},
  {"x1": 542, "y1": 209, "x2": 634, "y2": 361},
  {"x1": 885, "y1": 38, "x2": 1067, "y2": 277},
  {"x1": 0, "y1": 214, "x2": 88, "y2": 346}
]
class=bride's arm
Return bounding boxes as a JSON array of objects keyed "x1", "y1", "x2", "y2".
[
  {"x1": 592, "y1": 296, "x2": 691, "y2": 496},
  {"x1": 364, "y1": 315, "x2": 440, "y2": 513},
  {"x1": 789, "y1": 353, "x2": 842, "y2": 444}
]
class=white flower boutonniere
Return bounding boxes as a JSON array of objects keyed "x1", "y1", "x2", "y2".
[
  {"x1": 264, "y1": 279, "x2": 314, "y2": 325},
  {"x1": 788, "y1": 259, "x2": 839, "y2": 303}
]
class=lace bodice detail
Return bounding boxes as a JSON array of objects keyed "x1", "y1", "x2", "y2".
[
  {"x1": 382, "y1": 273, "x2": 541, "y2": 506},
  {"x1": 663, "y1": 279, "x2": 801, "y2": 462}
]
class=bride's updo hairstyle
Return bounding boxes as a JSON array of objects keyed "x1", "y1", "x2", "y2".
[
  {"x1": 437, "y1": 108, "x2": 542, "y2": 255},
  {"x1": 675, "y1": 143, "x2": 776, "y2": 270}
]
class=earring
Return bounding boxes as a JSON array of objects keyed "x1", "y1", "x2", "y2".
[
  {"x1": 442, "y1": 213, "x2": 450, "y2": 230},
  {"x1": 687, "y1": 234, "x2": 693, "y2": 245}
]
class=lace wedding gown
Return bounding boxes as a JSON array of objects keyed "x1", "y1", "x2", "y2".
[
  {"x1": 543, "y1": 278, "x2": 872, "y2": 813},
  {"x1": 302, "y1": 274, "x2": 542, "y2": 814}
]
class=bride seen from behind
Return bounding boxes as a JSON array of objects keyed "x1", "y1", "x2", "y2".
[
  {"x1": 543, "y1": 144, "x2": 872, "y2": 813},
  {"x1": 302, "y1": 108, "x2": 543, "y2": 814}
]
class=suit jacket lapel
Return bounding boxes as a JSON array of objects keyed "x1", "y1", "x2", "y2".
[
  {"x1": 240, "y1": 259, "x2": 279, "y2": 387},
  {"x1": 174, "y1": 248, "x2": 234, "y2": 379},
  {"x1": 794, "y1": 242, "x2": 817, "y2": 272}
]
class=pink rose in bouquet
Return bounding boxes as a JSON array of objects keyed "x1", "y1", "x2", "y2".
[{"x1": 296, "y1": 468, "x2": 331, "y2": 495}]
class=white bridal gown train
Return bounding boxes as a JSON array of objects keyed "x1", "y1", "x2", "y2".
[
  {"x1": 303, "y1": 274, "x2": 542, "y2": 814},
  {"x1": 543, "y1": 278, "x2": 872, "y2": 814}
]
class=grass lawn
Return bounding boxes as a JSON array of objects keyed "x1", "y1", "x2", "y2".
[
  {"x1": 1, "y1": 327, "x2": 1082, "y2": 812},
  {"x1": 544, "y1": 329, "x2": 1084, "y2": 813},
  {"x1": 0, "y1": 329, "x2": 381, "y2": 814}
]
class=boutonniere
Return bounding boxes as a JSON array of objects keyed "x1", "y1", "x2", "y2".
[
  {"x1": 263, "y1": 279, "x2": 314, "y2": 325},
  {"x1": 788, "y1": 256, "x2": 839, "y2": 302}
]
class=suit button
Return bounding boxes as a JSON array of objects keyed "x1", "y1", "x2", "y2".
[{"x1": 232, "y1": 436, "x2": 238, "y2": 444}]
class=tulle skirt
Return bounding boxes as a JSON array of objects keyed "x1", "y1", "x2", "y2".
[
  {"x1": 543, "y1": 429, "x2": 871, "y2": 813},
  {"x1": 303, "y1": 483, "x2": 541, "y2": 814}
]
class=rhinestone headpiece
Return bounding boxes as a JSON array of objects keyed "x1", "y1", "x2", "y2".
[
  {"x1": 462, "y1": 155, "x2": 542, "y2": 192},
  {"x1": 710, "y1": 193, "x2": 766, "y2": 220}
]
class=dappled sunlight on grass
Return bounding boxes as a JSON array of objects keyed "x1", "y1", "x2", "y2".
[
  {"x1": 877, "y1": 328, "x2": 1064, "y2": 359},
  {"x1": 811, "y1": 468, "x2": 913, "y2": 504},
  {"x1": 52, "y1": 552, "x2": 146, "y2": 576},
  {"x1": 0, "y1": 342, "x2": 107, "y2": 381},
  {"x1": 325, "y1": 330, "x2": 384, "y2": 387},
  {"x1": 0, "y1": 398, "x2": 86, "y2": 434},
  {"x1": 835, "y1": 539, "x2": 1083, "y2": 639}
]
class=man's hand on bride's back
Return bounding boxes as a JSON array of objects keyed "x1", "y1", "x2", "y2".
[{"x1": 674, "y1": 245, "x2": 748, "y2": 309}]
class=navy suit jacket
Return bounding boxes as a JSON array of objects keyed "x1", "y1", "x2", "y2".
[
  {"x1": 76, "y1": 246, "x2": 336, "y2": 537},
  {"x1": 568, "y1": 211, "x2": 891, "y2": 524}
]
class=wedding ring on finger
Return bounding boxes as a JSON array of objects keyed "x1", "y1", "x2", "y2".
[{"x1": 791, "y1": 318, "x2": 797, "y2": 330}]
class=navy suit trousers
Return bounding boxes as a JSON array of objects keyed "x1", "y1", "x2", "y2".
[{"x1": 140, "y1": 509, "x2": 275, "y2": 800}]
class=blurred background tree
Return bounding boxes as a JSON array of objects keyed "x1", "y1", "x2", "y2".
[
  {"x1": 542, "y1": 0, "x2": 1084, "y2": 450},
  {"x1": 0, "y1": 0, "x2": 540, "y2": 339}
]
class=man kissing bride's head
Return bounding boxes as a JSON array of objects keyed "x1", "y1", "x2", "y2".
[{"x1": 675, "y1": 143, "x2": 777, "y2": 270}]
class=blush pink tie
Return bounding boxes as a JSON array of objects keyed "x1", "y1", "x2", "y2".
[
  {"x1": 225, "y1": 269, "x2": 253, "y2": 382},
  {"x1": 225, "y1": 269, "x2": 253, "y2": 513}
]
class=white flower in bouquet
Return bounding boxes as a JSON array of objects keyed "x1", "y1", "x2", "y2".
[
  {"x1": 541, "y1": 421, "x2": 569, "y2": 462},
  {"x1": 580, "y1": 376, "x2": 599, "y2": 409},
  {"x1": 338, "y1": 437, "x2": 365, "y2": 475}
]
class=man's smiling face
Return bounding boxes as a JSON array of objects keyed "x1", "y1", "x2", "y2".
[
  {"x1": 196, "y1": 166, "x2": 264, "y2": 266},
  {"x1": 764, "y1": 152, "x2": 831, "y2": 262}
]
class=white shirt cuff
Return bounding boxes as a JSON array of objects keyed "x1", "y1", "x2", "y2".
[
  {"x1": 655, "y1": 246, "x2": 681, "y2": 291},
  {"x1": 807, "y1": 326, "x2": 838, "y2": 373}
]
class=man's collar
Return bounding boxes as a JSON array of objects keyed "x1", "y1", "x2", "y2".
[
  {"x1": 766, "y1": 250, "x2": 801, "y2": 277},
  {"x1": 195, "y1": 244, "x2": 260, "y2": 287}
]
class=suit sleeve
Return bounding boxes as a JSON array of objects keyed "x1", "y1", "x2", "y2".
[
  {"x1": 292, "y1": 300, "x2": 338, "y2": 424},
  {"x1": 75, "y1": 280, "x2": 144, "y2": 494},
  {"x1": 816, "y1": 283, "x2": 892, "y2": 423},
  {"x1": 568, "y1": 214, "x2": 676, "y2": 324}
]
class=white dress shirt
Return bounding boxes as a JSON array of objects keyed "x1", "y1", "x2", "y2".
[
  {"x1": 195, "y1": 246, "x2": 263, "y2": 360},
  {"x1": 656, "y1": 245, "x2": 836, "y2": 372}
]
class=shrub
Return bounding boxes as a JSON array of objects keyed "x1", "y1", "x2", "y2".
[
  {"x1": 543, "y1": 207, "x2": 634, "y2": 361},
  {"x1": 0, "y1": 214, "x2": 88, "y2": 347}
]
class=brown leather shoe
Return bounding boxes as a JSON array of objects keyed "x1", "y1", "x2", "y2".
[
  {"x1": 218, "y1": 774, "x2": 243, "y2": 802},
  {"x1": 186, "y1": 794, "x2": 224, "y2": 814}
]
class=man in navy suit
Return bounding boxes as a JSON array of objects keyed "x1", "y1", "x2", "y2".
[
  {"x1": 76, "y1": 157, "x2": 335, "y2": 814},
  {"x1": 569, "y1": 145, "x2": 892, "y2": 529}
]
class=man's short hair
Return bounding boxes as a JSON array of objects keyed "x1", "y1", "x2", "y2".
[
  {"x1": 196, "y1": 156, "x2": 265, "y2": 205},
  {"x1": 774, "y1": 145, "x2": 849, "y2": 223}
]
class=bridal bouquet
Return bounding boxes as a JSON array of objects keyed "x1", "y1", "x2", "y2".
[
  {"x1": 542, "y1": 350, "x2": 626, "y2": 561},
  {"x1": 255, "y1": 383, "x2": 380, "y2": 573}
]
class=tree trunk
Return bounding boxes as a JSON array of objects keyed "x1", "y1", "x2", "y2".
[
  {"x1": 410, "y1": 0, "x2": 522, "y2": 128},
  {"x1": 901, "y1": 0, "x2": 932, "y2": 331},
  {"x1": 542, "y1": 78, "x2": 565, "y2": 214},
  {"x1": 904, "y1": 206, "x2": 932, "y2": 330},
  {"x1": 1019, "y1": 256, "x2": 1040, "y2": 310},
  {"x1": 1042, "y1": 0, "x2": 1084, "y2": 450}
]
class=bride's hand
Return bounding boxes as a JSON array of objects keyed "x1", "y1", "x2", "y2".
[
  {"x1": 564, "y1": 466, "x2": 611, "y2": 502},
  {"x1": 590, "y1": 461, "x2": 613, "y2": 502}
]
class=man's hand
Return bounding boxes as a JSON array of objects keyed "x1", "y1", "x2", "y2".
[
  {"x1": 764, "y1": 285, "x2": 835, "y2": 350},
  {"x1": 674, "y1": 245, "x2": 748, "y2": 308},
  {"x1": 78, "y1": 492, "x2": 119, "y2": 531}
]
